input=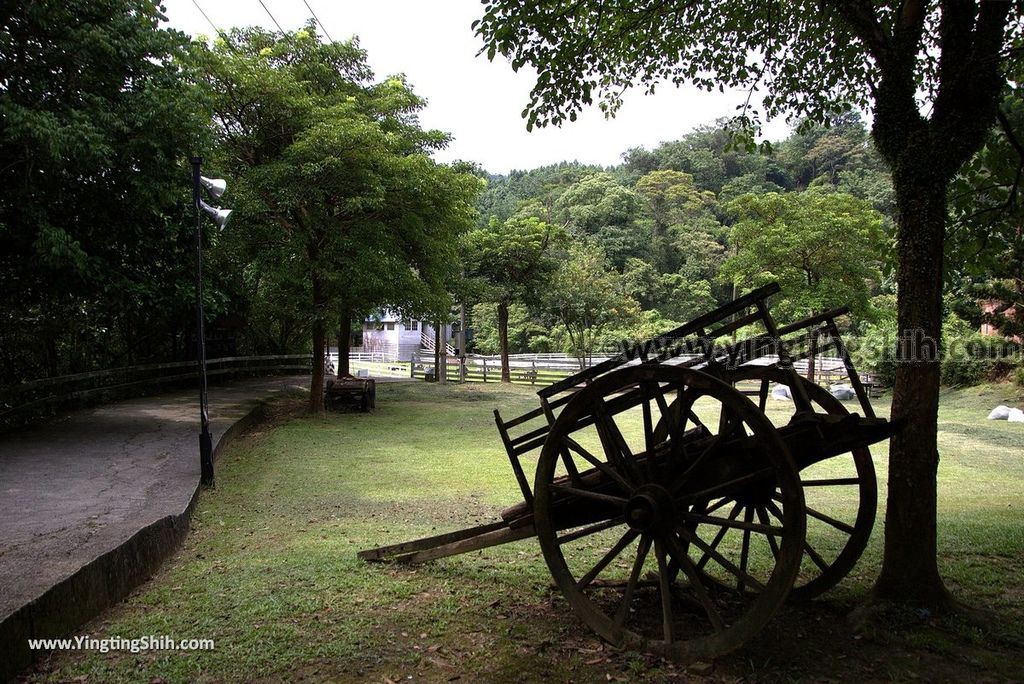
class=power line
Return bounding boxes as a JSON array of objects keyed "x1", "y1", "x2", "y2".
[
  {"x1": 257, "y1": 0, "x2": 285, "y2": 34},
  {"x1": 190, "y1": 0, "x2": 221, "y2": 37},
  {"x1": 302, "y1": 0, "x2": 334, "y2": 43}
]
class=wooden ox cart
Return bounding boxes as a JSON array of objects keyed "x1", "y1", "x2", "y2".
[
  {"x1": 325, "y1": 375, "x2": 375, "y2": 412},
  {"x1": 359, "y1": 283, "x2": 898, "y2": 661}
]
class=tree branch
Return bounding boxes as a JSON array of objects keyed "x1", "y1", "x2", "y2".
[
  {"x1": 821, "y1": 0, "x2": 890, "y2": 63},
  {"x1": 930, "y1": 0, "x2": 1013, "y2": 176},
  {"x1": 898, "y1": 0, "x2": 927, "y2": 32},
  {"x1": 996, "y1": 107, "x2": 1024, "y2": 209}
]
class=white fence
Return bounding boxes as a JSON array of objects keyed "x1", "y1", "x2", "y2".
[
  {"x1": 337, "y1": 348, "x2": 875, "y2": 391},
  {"x1": 347, "y1": 350, "x2": 399, "y2": 363},
  {"x1": 407, "y1": 352, "x2": 873, "y2": 389}
]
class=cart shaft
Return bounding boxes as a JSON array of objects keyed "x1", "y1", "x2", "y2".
[{"x1": 359, "y1": 520, "x2": 535, "y2": 564}]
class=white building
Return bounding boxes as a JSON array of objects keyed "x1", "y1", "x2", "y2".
[{"x1": 354, "y1": 311, "x2": 452, "y2": 361}]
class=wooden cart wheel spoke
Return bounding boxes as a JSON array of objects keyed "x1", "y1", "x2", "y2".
[
  {"x1": 614, "y1": 534, "x2": 652, "y2": 629},
  {"x1": 684, "y1": 403, "x2": 708, "y2": 431},
  {"x1": 670, "y1": 384, "x2": 708, "y2": 436},
  {"x1": 677, "y1": 466, "x2": 775, "y2": 502},
  {"x1": 679, "y1": 511, "x2": 784, "y2": 537},
  {"x1": 671, "y1": 404, "x2": 756, "y2": 494},
  {"x1": 654, "y1": 539, "x2": 675, "y2": 643},
  {"x1": 651, "y1": 387, "x2": 698, "y2": 454},
  {"x1": 663, "y1": 532, "x2": 725, "y2": 633},
  {"x1": 725, "y1": 365, "x2": 877, "y2": 601},
  {"x1": 576, "y1": 528, "x2": 640, "y2": 590},
  {"x1": 771, "y1": 495, "x2": 856, "y2": 535},
  {"x1": 804, "y1": 505, "x2": 857, "y2": 535},
  {"x1": 640, "y1": 382, "x2": 658, "y2": 481},
  {"x1": 551, "y1": 484, "x2": 628, "y2": 507},
  {"x1": 593, "y1": 398, "x2": 645, "y2": 484},
  {"x1": 736, "y1": 508, "x2": 754, "y2": 593},
  {"x1": 694, "y1": 502, "x2": 743, "y2": 571},
  {"x1": 676, "y1": 525, "x2": 767, "y2": 592},
  {"x1": 667, "y1": 433, "x2": 720, "y2": 492},
  {"x1": 800, "y1": 477, "x2": 861, "y2": 487},
  {"x1": 803, "y1": 540, "x2": 831, "y2": 572},
  {"x1": 754, "y1": 505, "x2": 781, "y2": 560},
  {"x1": 718, "y1": 405, "x2": 748, "y2": 441},
  {"x1": 702, "y1": 496, "x2": 735, "y2": 516},
  {"x1": 646, "y1": 380, "x2": 672, "y2": 418},
  {"x1": 763, "y1": 497, "x2": 831, "y2": 570},
  {"x1": 557, "y1": 517, "x2": 625, "y2": 546},
  {"x1": 763, "y1": 499, "x2": 788, "y2": 527},
  {"x1": 558, "y1": 445, "x2": 585, "y2": 487},
  {"x1": 758, "y1": 377, "x2": 770, "y2": 411},
  {"x1": 562, "y1": 436, "x2": 634, "y2": 494},
  {"x1": 534, "y1": 365, "x2": 804, "y2": 662}
]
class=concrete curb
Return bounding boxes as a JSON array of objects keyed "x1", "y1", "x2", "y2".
[{"x1": 0, "y1": 398, "x2": 274, "y2": 682}]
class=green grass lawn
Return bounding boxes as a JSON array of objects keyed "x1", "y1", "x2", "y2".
[{"x1": 30, "y1": 380, "x2": 1024, "y2": 683}]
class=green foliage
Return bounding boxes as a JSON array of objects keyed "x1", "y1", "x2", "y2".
[
  {"x1": 622, "y1": 123, "x2": 777, "y2": 192},
  {"x1": 461, "y1": 216, "x2": 565, "y2": 376},
  {"x1": 545, "y1": 241, "x2": 641, "y2": 366},
  {"x1": 472, "y1": 116, "x2": 900, "y2": 357},
  {"x1": 192, "y1": 23, "x2": 480, "y2": 358},
  {"x1": 946, "y1": 63, "x2": 1024, "y2": 339},
  {"x1": 552, "y1": 172, "x2": 646, "y2": 268},
  {"x1": 721, "y1": 190, "x2": 883, "y2": 321},
  {"x1": 0, "y1": 0, "x2": 208, "y2": 381},
  {"x1": 940, "y1": 355, "x2": 988, "y2": 389},
  {"x1": 462, "y1": 216, "x2": 565, "y2": 308},
  {"x1": 852, "y1": 295, "x2": 898, "y2": 386},
  {"x1": 658, "y1": 274, "x2": 717, "y2": 323},
  {"x1": 469, "y1": 303, "x2": 550, "y2": 355},
  {"x1": 477, "y1": 162, "x2": 603, "y2": 225},
  {"x1": 475, "y1": 3, "x2": 882, "y2": 132},
  {"x1": 633, "y1": 170, "x2": 714, "y2": 235},
  {"x1": 938, "y1": 312, "x2": 1021, "y2": 387}
]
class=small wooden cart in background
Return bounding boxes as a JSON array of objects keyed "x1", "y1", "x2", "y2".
[{"x1": 325, "y1": 375, "x2": 376, "y2": 412}]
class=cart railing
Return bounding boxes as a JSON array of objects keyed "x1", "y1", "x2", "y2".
[
  {"x1": 494, "y1": 283, "x2": 875, "y2": 511},
  {"x1": 539, "y1": 283, "x2": 785, "y2": 398}
]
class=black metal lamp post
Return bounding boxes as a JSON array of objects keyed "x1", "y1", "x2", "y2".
[{"x1": 191, "y1": 156, "x2": 232, "y2": 487}]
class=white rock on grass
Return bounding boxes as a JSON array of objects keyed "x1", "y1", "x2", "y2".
[
  {"x1": 830, "y1": 384, "x2": 856, "y2": 401},
  {"x1": 1009, "y1": 408, "x2": 1024, "y2": 423},
  {"x1": 988, "y1": 405, "x2": 1011, "y2": 420},
  {"x1": 771, "y1": 384, "x2": 792, "y2": 401}
]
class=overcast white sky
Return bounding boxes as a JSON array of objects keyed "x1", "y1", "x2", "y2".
[{"x1": 162, "y1": 0, "x2": 793, "y2": 174}]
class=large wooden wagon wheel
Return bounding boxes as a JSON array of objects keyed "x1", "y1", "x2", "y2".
[
  {"x1": 533, "y1": 365, "x2": 806, "y2": 662},
  {"x1": 725, "y1": 365, "x2": 877, "y2": 600},
  {"x1": 652, "y1": 365, "x2": 877, "y2": 601}
]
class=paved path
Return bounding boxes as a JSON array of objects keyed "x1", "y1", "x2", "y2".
[{"x1": 0, "y1": 376, "x2": 307, "y2": 655}]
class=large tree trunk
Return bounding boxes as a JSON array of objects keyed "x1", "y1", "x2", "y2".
[
  {"x1": 497, "y1": 300, "x2": 511, "y2": 383},
  {"x1": 872, "y1": 171, "x2": 949, "y2": 607},
  {"x1": 863, "y1": 0, "x2": 1011, "y2": 607},
  {"x1": 337, "y1": 304, "x2": 351, "y2": 377},
  {"x1": 309, "y1": 272, "x2": 326, "y2": 414}
]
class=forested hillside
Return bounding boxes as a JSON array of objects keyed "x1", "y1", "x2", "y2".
[
  {"x1": 2, "y1": 3, "x2": 1019, "y2": 392},
  {"x1": 467, "y1": 115, "x2": 891, "y2": 356},
  {"x1": 466, "y1": 112, "x2": 1021, "y2": 387}
]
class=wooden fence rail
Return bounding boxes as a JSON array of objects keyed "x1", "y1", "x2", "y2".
[{"x1": 409, "y1": 353, "x2": 878, "y2": 392}]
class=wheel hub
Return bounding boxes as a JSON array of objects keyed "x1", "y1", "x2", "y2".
[{"x1": 625, "y1": 485, "x2": 676, "y2": 532}]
